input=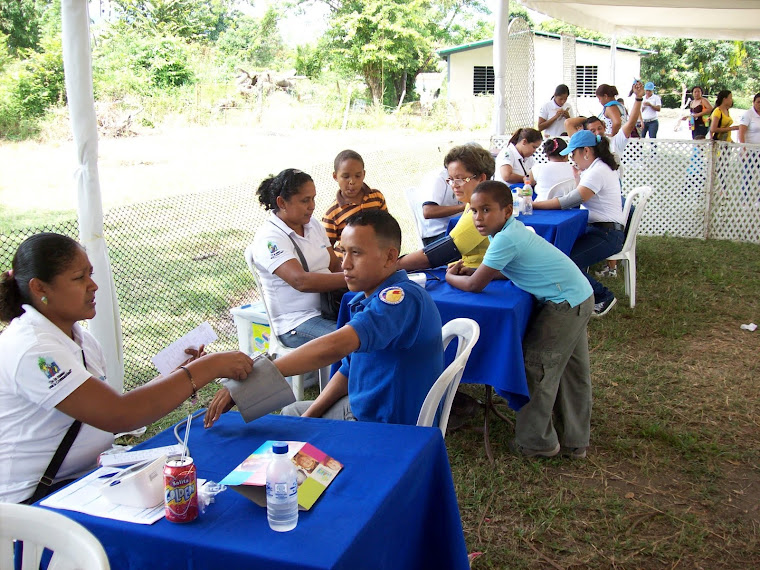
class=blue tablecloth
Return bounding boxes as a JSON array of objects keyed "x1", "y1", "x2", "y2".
[
  {"x1": 446, "y1": 208, "x2": 589, "y2": 255},
  {"x1": 41, "y1": 413, "x2": 468, "y2": 570},
  {"x1": 336, "y1": 272, "x2": 534, "y2": 410}
]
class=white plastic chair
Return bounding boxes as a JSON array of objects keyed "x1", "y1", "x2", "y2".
[
  {"x1": 605, "y1": 186, "x2": 653, "y2": 308},
  {"x1": 0, "y1": 503, "x2": 110, "y2": 570},
  {"x1": 403, "y1": 186, "x2": 426, "y2": 248},
  {"x1": 244, "y1": 245, "x2": 331, "y2": 400},
  {"x1": 417, "y1": 318, "x2": 480, "y2": 437},
  {"x1": 545, "y1": 178, "x2": 576, "y2": 199}
]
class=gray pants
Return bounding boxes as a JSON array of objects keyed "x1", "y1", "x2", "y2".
[
  {"x1": 515, "y1": 296, "x2": 593, "y2": 451},
  {"x1": 281, "y1": 395, "x2": 356, "y2": 421}
]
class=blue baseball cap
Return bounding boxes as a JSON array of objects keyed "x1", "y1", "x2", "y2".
[
  {"x1": 645, "y1": 82, "x2": 655, "y2": 91},
  {"x1": 560, "y1": 130, "x2": 601, "y2": 156}
]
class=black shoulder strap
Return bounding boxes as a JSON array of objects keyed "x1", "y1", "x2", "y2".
[
  {"x1": 269, "y1": 220, "x2": 309, "y2": 271},
  {"x1": 27, "y1": 348, "x2": 90, "y2": 504},
  {"x1": 27, "y1": 420, "x2": 82, "y2": 503}
]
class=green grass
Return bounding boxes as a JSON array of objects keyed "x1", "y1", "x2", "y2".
[
  {"x1": 3, "y1": 175, "x2": 758, "y2": 567},
  {"x1": 135, "y1": 235, "x2": 760, "y2": 568}
]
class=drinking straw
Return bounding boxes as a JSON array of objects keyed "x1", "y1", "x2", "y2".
[{"x1": 180, "y1": 412, "x2": 192, "y2": 461}]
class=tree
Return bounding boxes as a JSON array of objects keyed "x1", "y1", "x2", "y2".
[
  {"x1": 299, "y1": 0, "x2": 491, "y2": 107},
  {"x1": 111, "y1": 0, "x2": 242, "y2": 42},
  {"x1": 216, "y1": 7, "x2": 285, "y2": 69},
  {"x1": 0, "y1": 0, "x2": 43, "y2": 53},
  {"x1": 633, "y1": 38, "x2": 760, "y2": 106},
  {"x1": 323, "y1": 0, "x2": 432, "y2": 105},
  {"x1": 538, "y1": 19, "x2": 607, "y2": 42}
]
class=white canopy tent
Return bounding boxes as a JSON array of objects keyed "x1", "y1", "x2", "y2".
[
  {"x1": 491, "y1": 0, "x2": 760, "y2": 134},
  {"x1": 520, "y1": 0, "x2": 760, "y2": 42},
  {"x1": 57, "y1": 0, "x2": 760, "y2": 383}
]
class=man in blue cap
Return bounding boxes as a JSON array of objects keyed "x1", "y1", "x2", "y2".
[{"x1": 641, "y1": 82, "x2": 662, "y2": 138}]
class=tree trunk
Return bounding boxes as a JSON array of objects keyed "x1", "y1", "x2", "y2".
[
  {"x1": 395, "y1": 71, "x2": 408, "y2": 113},
  {"x1": 364, "y1": 65, "x2": 382, "y2": 106}
]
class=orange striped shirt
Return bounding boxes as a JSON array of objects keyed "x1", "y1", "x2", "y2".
[{"x1": 321, "y1": 186, "x2": 388, "y2": 249}]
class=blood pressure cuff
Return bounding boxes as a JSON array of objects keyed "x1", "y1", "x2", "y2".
[
  {"x1": 422, "y1": 235, "x2": 462, "y2": 268},
  {"x1": 558, "y1": 188, "x2": 584, "y2": 210},
  {"x1": 221, "y1": 355, "x2": 295, "y2": 423}
]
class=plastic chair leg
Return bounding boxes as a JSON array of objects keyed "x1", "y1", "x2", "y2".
[
  {"x1": 318, "y1": 366, "x2": 331, "y2": 392},
  {"x1": 290, "y1": 374, "x2": 305, "y2": 401},
  {"x1": 629, "y1": 255, "x2": 637, "y2": 308}
]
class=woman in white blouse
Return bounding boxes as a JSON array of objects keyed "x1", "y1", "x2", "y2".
[
  {"x1": 0, "y1": 233, "x2": 253, "y2": 503},
  {"x1": 533, "y1": 130, "x2": 625, "y2": 317}
]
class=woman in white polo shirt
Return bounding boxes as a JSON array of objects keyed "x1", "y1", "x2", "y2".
[
  {"x1": 252, "y1": 168, "x2": 346, "y2": 348},
  {"x1": 495, "y1": 128, "x2": 542, "y2": 185},
  {"x1": 533, "y1": 130, "x2": 625, "y2": 317},
  {"x1": 537, "y1": 84, "x2": 573, "y2": 138},
  {"x1": 0, "y1": 233, "x2": 253, "y2": 503}
]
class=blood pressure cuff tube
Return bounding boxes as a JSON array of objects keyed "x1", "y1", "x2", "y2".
[
  {"x1": 422, "y1": 235, "x2": 462, "y2": 268},
  {"x1": 558, "y1": 188, "x2": 584, "y2": 210},
  {"x1": 220, "y1": 356, "x2": 295, "y2": 423}
]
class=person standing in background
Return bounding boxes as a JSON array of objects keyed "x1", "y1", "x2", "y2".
[
  {"x1": 710, "y1": 90, "x2": 740, "y2": 142},
  {"x1": 640, "y1": 82, "x2": 662, "y2": 138},
  {"x1": 538, "y1": 84, "x2": 573, "y2": 138},
  {"x1": 682, "y1": 86, "x2": 713, "y2": 140},
  {"x1": 738, "y1": 93, "x2": 760, "y2": 144}
]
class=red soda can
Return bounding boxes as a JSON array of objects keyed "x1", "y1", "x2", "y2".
[{"x1": 164, "y1": 457, "x2": 198, "y2": 523}]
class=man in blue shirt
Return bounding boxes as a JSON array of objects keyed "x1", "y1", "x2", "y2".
[
  {"x1": 446, "y1": 181, "x2": 594, "y2": 459},
  {"x1": 204, "y1": 210, "x2": 443, "y2": 426}
]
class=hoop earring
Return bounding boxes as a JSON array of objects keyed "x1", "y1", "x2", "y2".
[{"x1": 41, "y1": 296, "x2": 48, "y2": 305}]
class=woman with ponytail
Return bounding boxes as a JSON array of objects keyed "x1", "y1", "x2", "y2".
[
  {"x1": 533, "y1": 130, "x2": 625, "y2": 317},
  {"x1": 529, "y1": 138, "x2": 575, "y2": 201},
  {"x1": 495, "y1": 127, "x2": 542, "y2": 184},
  {"x1": 252, "y1": 168, "x2": 346, "y2": 348},
  {"x1": 0, "y1": 233, "x2": 253, "y2": 503}
]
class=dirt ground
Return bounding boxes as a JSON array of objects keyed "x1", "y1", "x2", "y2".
[
  {"x1": 0, "y1": 107, "x2": 706, "y2": 216},
  {"x1": 0, "y1": 125, "x2": 471, "y2": 215}
]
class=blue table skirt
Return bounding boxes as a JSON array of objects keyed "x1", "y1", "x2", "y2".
[
  {"x1": 41, "y1": 413, "x2": 469, "y2": 570},
  {"x1": 446, "y1": 208, "x2": 588, "y2": 256},
  {"x1": 337, "y1": 269, "x2": 534, "y2": 411}
]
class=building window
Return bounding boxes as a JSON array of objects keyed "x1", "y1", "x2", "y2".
[
  {"x1": 576, "y1": 66, "x2": 598, "y2": 97},
  {"x1": 473, "y1": 66, "x2": 494, "y2": 95}
]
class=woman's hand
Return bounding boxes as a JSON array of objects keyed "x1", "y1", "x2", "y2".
[
  {"x1": 177, "y1": 344, "x2": 205, "y2": 368},
  {"x1": 204, "y1": 387, "x2": 234, "y2": 428},
  {"x1": 194, "y1": 351, "x2": 253, "y2": 382}
]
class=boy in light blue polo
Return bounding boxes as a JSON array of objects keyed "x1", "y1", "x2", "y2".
[{"x1": 446, "y1": 180, "x2": 594, "y2": 459}]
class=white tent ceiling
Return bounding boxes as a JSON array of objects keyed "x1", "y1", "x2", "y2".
[{"x1": 520, "y1": 0, "x2": 760, "y2": 41}]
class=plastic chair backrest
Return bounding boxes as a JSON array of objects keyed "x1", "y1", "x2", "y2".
[
  {"x1": 619, "y1": 186, "x2": 653, "y2": 254},
  {"x1": 416, "y1": 318, "x2": 480, "y2": 437},
  {"x1": 545, "y1": 178, "x2": 575, "y2": 199},
  {"x1": 245, "y1": 245, "x2": 286, "y2": 346},
  {"x1": 0, "y1": 503, "x2": 110, "y2": 570},
  {"x1": 403, "y1": 187, "x2": 425, "y2": 248}
]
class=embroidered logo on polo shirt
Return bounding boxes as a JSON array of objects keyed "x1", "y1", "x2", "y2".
[
  {"x1": 379, "y1": 287, "x2": 405, "y2": 305},
  {"x1": 38, "y1": 357, "x2": 71, "y2": 389},
  {"x1": 267, "y1": 241, "x2": 283, "y2": 259}
]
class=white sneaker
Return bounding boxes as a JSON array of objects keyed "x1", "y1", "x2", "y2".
[{"x1": 595, "y1": 266, "x2": 617, "y2": 278}]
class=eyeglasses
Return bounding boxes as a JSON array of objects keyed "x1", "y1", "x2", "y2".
[{"x1": 445, "y1": 176, "x2": 476, "y2": 187}]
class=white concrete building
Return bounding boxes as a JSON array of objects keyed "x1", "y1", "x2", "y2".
[{"x1": 437, "y1": 32, "x2": 649, "y2": 128}]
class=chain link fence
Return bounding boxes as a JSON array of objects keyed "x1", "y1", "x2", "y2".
[
  {"x1": 1, "y1": 143, "x2": 449, "y2": 390},
  {"x1": 2, "y1": 137, "x2": 758, "y2": 389}
]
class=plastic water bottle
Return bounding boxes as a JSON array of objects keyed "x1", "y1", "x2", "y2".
[
  {"x1": 521, "y1": 182, "x2": 533, "y2": 216},
  {"x1": 266, "y1": 442, "x2": 298, "y2": 532},
  {"x1": 511, "y1": 189, "x2": 520, "y2": 217}
]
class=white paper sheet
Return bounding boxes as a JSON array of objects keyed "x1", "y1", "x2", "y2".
[
  {"x1": 151, "y1": 322, "x2": 218, "y2": 376},
  {"x1": 40, "y1": 467, "x2": 166, "y2": 525}
]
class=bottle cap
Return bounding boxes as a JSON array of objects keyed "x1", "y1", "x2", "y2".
[{"x1": 272, "y1": 441, "x2": 289, "y2": 455}]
